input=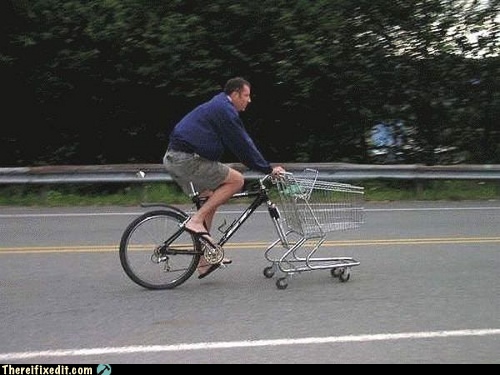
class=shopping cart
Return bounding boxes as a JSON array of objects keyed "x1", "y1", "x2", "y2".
[{"x1": 263, "y1": 169, "x2": 365, "y2": 289}]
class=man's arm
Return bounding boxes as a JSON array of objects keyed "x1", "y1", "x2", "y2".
[{"x1": 218, "y1": 113, "x2": 273, "y2": 174}]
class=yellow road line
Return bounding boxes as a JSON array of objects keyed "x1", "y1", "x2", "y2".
[{"x1": 1, "y1": 237, "x2": 500, "y2": 254}]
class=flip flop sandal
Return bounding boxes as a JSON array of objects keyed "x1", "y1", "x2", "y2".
[
  {"x1": 198, "y1": 264, "x2": 221, "y2": 279},
  {"x1": 197, "y1": 259, "x2": 232, "y2": 279},
  {"x1": 183, "y1": 228, "x2": 218, "y2": 249}
]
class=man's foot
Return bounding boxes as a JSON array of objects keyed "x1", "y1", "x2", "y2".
[
  {"x1": 185, "y1": 222, "x2": 207, "y2": 234},
  {"x1": 184, "y1": 228, "x2": 217, "y2": 248},
  {"x1": 184, "y1": 219, "x2": 217, "y2": 248},
  {"x1": 197, "y1": 258, "x2": 232, "y2": 279},
  {"x1": 198, "y1": 264, "x2": 220, "y2": 279}
]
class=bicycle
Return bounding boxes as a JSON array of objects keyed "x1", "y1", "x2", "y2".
[{"x1": 119, "y1": 169, "x2": 364, "y2": 290}]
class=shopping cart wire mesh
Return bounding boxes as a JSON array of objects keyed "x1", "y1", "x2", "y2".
[{"x1": 276, "y1": 170, "x2": 364, "y2": 238}]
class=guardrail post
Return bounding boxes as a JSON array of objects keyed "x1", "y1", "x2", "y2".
[{"x1": 415, "y1": 180, "x2": 424, "y2": 197}]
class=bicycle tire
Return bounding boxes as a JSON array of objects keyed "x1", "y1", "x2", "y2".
[{"x1": 119, "y1": 209, "x2": 201, "y2": 290}]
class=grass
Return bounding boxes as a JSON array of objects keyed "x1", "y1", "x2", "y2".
[
  {"x1": 364, "y1": 180, "x2": 500, "y2": 201},
  {"x1": 0, "y1": 180, "x2": 499, "y2": 207}
]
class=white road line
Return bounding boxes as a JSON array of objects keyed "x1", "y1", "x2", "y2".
[
  {"x1": 2, "y1": 205, "x2": 500, "y2": 218},
  {"x1": 1, "y1": 328, "x2": 499, "y2": 360}
]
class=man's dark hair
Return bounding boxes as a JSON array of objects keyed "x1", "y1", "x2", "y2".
[{"x1": 224, "y1": 77, "x2": 251, "y2": 95}]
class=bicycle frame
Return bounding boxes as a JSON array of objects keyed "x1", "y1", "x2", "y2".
[
  {"x1": 191, "y1": 175, "x2": 286, "y2": 248},
  {"x1": 140, "y1": 175, "x2": 286, "y2": 255}
]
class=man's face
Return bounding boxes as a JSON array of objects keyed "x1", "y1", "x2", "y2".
[{"x1": 230, "y1": 85, "x2": 251, "y2": 112}]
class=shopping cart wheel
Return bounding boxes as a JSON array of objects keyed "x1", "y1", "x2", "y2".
[
  {"x1": 331, "y1": 267, "x2": 343, "y2": 278},
  {"x1": 276, "y1": 277, "x2": 288, "y2": 290},
  {"x1": 331, "y1": 267, "x2": 351, "y2": 282},
  {"x1": 339, "y1": 268, "x2": 351, "y2": 282},
  {"x1": 263, "y1": 266, "x2": 275, "y2": 279}
]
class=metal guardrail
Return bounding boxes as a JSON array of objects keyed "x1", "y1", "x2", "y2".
[{"x1": 1, "y1": 163, "x2": 500, "y2": 184}]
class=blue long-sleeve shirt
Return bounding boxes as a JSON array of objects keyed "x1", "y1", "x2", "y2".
[{"x1": 167, "y1": 92, "x2": 273, "y2": 174}]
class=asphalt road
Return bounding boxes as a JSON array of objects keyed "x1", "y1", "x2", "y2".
[{"x1": 1, "y1": 201, "x2": 500, "y2": 364}]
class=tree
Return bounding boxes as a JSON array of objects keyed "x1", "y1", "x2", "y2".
[{"x1": 1, "y1": 0, "x2": 498, "y2": 166}]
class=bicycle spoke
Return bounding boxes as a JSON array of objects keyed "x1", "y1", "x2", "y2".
[{"x1": 119, "y1": 210, "x2": 201, "y2": 289}]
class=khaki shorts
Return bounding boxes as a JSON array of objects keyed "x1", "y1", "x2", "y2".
[{"x1": 163, "y1": 150, "x2": 230, "y2": 196}]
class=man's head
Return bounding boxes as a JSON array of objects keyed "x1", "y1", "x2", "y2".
[{"x1": 224, "y1": 77, "x2": 251, "y2": 112}]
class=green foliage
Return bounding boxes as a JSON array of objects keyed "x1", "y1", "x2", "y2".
[
  {"x1": 1, "y1": 180, "x2": 499, "y2": 206},
  {"x1": 0, "y1": 182, "x2": 190, "y2": 206},
  {"x1": 1, "y1": 0, "x2": 499, "y2": 167}
]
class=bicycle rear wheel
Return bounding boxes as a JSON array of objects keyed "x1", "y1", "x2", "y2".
[{"x1": 119, "y1": 209, "x2": 201, "y2": 289}]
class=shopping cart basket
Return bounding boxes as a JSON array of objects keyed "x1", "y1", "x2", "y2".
[{"x1": 263, "y1": 169, "x2": 365, "y2": 289}]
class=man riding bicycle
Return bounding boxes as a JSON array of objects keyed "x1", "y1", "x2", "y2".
[{"x1": 163, "y1": 77, "x2": 285, "y2": 279}]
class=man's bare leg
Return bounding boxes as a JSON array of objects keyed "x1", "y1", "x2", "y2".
[
  {"x1": 184, "y1": 168, "x2": 244, "y2": 273},
  {"x1": 185, "y1": 168, "x2": 244, "y2": 235}
]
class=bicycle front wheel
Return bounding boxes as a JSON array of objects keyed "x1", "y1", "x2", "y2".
[{"x1": 119, "y1": 209, "x2": 201, "y2": 290}]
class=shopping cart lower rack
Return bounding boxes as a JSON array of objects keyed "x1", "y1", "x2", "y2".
[{"x1": 263, "y1": 169, "x2": 365, "y2": 289}]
